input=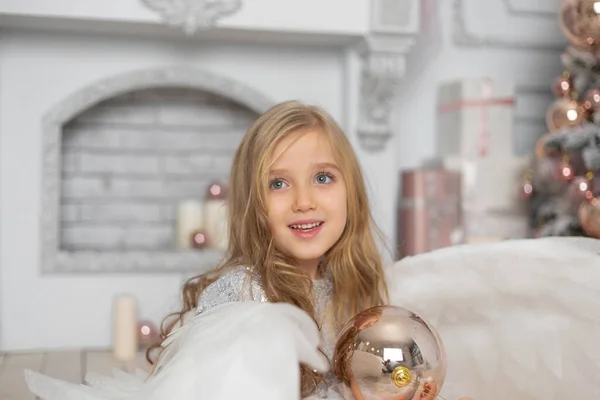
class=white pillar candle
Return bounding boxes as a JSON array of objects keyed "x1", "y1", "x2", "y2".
[
  {"x1": 112, "y1": 294, "x2": 139, "y2": 363},
  {"x1": 176, "y1": 199, "x2": 204, "y2": 250},
  {"x1": 204, "y1": 182, "x2": 229, "y2": 251},
  {"x1": 204, "y1": 199, "x2": 228, "y2": 250}
]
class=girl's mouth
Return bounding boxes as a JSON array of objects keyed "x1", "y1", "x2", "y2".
[
  {"x1": 288, "y1": 222, "x2": 324, "y2": 238},
  {"x1": 288, "y1": 221, "x2": 323, "y2": 231}
]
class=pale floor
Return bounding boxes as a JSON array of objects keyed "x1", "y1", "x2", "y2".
[{"x1": 0, "y1": 349, "x2": 151, "y2": 399}]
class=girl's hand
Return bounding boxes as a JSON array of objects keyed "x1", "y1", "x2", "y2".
[{"x1": 412, "y1": 380, "x2": 436, "y2": 400}]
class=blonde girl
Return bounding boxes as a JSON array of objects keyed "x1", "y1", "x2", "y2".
[{"x1": 149, "y1": 100, "x2": 389, "y2": 397}]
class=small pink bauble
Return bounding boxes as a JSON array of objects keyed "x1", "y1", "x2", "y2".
[
  {"x1": 190, "y1": 230, "x2": 209, "y2": 249},
  {"x1": 138, "y1": 320, "x2": 160, "y2": 347}
]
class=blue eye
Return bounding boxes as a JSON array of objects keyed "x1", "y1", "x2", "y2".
[
  {"x1": 269, "y1": 179, "x2": 288, "y2": 190},
  {"x1": 315, "y1": 173, "x2": 334, "y2": 184}
]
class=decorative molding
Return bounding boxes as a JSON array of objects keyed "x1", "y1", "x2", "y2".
[
  {"x1": 502, "y1": 0, "x2": 559, "y2": 18},
  {"x1": 140, "y1": 0, "x2": 243, "y2": 35},
  {"x1": 41, "y1": 66, "x2": 275, "y2": 274},
  {"x1": 453, "y1": 0, "x2": 566, "y2": 50},
  {"x1": 357, "y1": 36, "x2": 413, "y2": 152},
  {"x1": 371, "y1": 0, "x2": 419, "y2": 34},
  {"x1": 357, "y1": 0, "x2": 420, "y2": 152}
]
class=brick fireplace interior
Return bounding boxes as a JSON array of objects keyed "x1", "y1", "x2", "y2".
[{"x1": 60, "y1": 88, "x2": 256, "y2": 252}]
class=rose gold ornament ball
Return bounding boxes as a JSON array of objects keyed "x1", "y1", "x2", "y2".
[
  {"x1": 333, "y1": 305, "x2": 446, "y2": 400},
  {"x1": 138, "y1": 320, "x2": 160, "y2": 348},
  {"x1": 578, "y1": 200, "x2": 600, "y2": 238},
  {"x1": 559, "y1": 1, "x2": 600, "y2": 51},
  {"x1": 546, "y1": 98, "x2": 587, "y2": 132}
]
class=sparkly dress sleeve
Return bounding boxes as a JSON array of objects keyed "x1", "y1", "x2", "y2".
[
  {"x1": 24, "y1": 266, "x2": 329, "y2": 400},
  {"x1": 196, "y1": 266, "x2": 268, "y2": 314}
]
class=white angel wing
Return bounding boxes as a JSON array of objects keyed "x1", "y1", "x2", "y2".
[
  {"x1": 25, "y1": 301, "x2": 328, "y2": 400},
  {"x1": 386, "y1": 236, "x2": 600, "y2": 400}
]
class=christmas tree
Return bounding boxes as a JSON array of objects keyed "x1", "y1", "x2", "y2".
[{"x1": 524, "y1": 1, "x2": 600, "y2": 239}]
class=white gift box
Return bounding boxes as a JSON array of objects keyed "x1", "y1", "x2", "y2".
[
  {"x1": 435, "y1": 155, "x2": 532, "y2": 241},
  {"x1": 441, "y1": 155, "x2": 531, "y2": 214},
  {"x1": 437, "y1": 78, "x2": 516, "y2": 160},
  {"x1": 434, "y1": 78, "x2": 531, "y2": 240}
]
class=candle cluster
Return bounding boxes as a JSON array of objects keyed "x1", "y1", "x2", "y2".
[{"x1": 176, "y1": 181, "x2": 229, "y2": 251}]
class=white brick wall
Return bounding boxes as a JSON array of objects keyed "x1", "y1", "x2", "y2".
[{"x1": 60, "y1": 88, "x2": 256, "y2": 251}]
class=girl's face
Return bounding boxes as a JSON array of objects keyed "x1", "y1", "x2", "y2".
[{"x1": 267, "y1": 130, "x2": 347, "y2": 276}]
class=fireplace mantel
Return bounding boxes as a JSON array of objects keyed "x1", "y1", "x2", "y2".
[
  {"x1": 0, "y1": 0, "x2": 421, "y2": 153},
  {"x1": 0, "y1": 1, "x2": 421, "y2": 274}
]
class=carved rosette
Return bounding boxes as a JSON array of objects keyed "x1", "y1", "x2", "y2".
[
  {"x1": 358, "y1": 43, "x2": 408, "y2": 152},
  {"x1": 140, "y1": 0, "x2": 243, "y2": 35},
  {"x1": 357, "y1": 0, "x2": 420, "y2": 152}
]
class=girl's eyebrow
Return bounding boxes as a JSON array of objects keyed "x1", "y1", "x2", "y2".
[
  {"x1": 269, "y1": 162, "x2": 340, "y2": 176},
  {"x1": 314, "y1": 162, "x2": 340, "y2": 171}
]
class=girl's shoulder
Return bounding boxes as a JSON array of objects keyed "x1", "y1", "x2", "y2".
[{"x1": 196, "y1": 265, "x2": 268, "y2": 315}]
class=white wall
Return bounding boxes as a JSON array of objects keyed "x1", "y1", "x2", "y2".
[
  {"x1": 0, "y1": 29, "x2": 346, "y2": 351},
  {"x1": 393, "y1": 0, "x2": 564, "y2": 171},
  {"x1": 0, "y1": 0, "x2": 370, "y2": 36},
  {"x1": 0, "y1": 0, "x2": 568, "y2": 351}
]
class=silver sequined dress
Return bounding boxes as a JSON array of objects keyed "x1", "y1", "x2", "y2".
[{"x1": 196, "y1": 265, "x2": 338, "y2": 398}]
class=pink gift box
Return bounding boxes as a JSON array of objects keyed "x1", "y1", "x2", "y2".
[{"x1": 397, "y1": 167, "x2": 463, "y2": 258}]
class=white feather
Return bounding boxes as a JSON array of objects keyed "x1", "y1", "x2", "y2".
[
  {"x1": 25, "y1": 301, "x2": 328, "y2": 400},
  {"x1": 24, "y1": 236, "x2": 600, "y2": 400},
  {"x1": 386, "y1": 237, "x2": 600, "y2": 400}
]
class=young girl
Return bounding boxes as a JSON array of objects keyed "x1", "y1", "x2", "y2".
[
  {"x1": 149, "y1": 100, "x2": 390, "y2": 397},
  {"x1": 26, "y1": 101, "x2": 461, "y2": 399}
]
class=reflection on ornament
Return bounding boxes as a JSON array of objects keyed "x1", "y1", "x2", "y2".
[
  {"x1": 520, "y1": 170, "x2": 534, "y2": 199},
  {"x1": 553, "y1": 75, "x2": 573, "y2": 97},
  {"x1": 569, "y1": 176, "x2": 594, "y2": 206},
  {"x1": 559, "y1": 157, "x2": 575, "y2": 181},
  {"x1": 561, "y1": 164, "x2": 574, "y2": 180},
  {"x1": 521, "y1": 182, "x2": 534, "y2": 199},
  {"x1": 333, "y1": 305, "x2": 446, "y2": 400},
  {"x1": 584, "y1": 88, "x2": 600, "y2": 110},
  {"x1": 546, "y1": 98, "x2": 587, "y2": 132}
]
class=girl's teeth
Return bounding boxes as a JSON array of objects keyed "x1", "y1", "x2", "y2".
[{"x1": 291, "y1": 222, "x2": 321, "y2": 230}]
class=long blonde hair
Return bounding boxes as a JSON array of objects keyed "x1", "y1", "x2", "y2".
[{"x1": 148, "y1": 100, "x2": 389, "y2": 396}]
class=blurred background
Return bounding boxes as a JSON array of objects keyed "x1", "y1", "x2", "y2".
[{"x1": 0, "y1": 0, "x2": 599, "y2": 394}]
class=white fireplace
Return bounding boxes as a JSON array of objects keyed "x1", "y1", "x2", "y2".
[{"x1": 0, "y1": 0, "x2": 421, "y2": 350}]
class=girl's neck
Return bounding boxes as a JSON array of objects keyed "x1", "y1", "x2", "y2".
[{"x1": 296, "y1": 259, "x2": 322, "y2": 280}]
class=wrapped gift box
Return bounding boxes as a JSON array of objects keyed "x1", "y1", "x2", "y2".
[
  {"x1": 438, "y1": 155, "x2": 531, "y2": 241},
  {"x1": 437, "y1": 78, "x2": 516, "y2": 160},
  {"x1": 397, "y1": 167, "x2": 463, "y2": 258},
  {"x1": 435, "y1": 78, "x2": 530, "y2": 241},
  {"x1": 441, "y1": 155, "x2": 531, "y2": 216}
]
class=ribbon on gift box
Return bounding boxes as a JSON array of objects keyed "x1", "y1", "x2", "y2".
[
  {"x1": 438, "y1": 79, "x2": 516, "y2": 220},
  {"x1": 437, "y1": 78, "x2": 515, "y2": 157}
]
